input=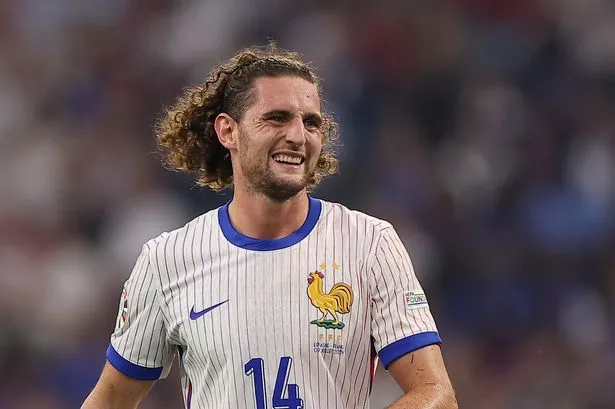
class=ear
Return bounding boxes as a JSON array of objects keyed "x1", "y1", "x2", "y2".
[{"x1": 214, "y1": 113, "x2": 238, "y2": 152}]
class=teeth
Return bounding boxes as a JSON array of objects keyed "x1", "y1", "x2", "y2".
[{"x1": 273, "y1": 154, "x2": 302, "y2": 164}]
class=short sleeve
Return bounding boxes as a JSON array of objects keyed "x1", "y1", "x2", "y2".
[
  {"x1": 369, "y1": 226, "x2": 441, "y2": 369},
  {"x1": 106, "y1": 245, "x2": 174, "y2": 380}
]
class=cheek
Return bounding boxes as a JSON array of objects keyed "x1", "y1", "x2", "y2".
[
  {"x1": 308, "y1": 132, "x2": 323, "y2": 151},
  {"x1": 310, "y1": 136, "x2": 323, "y2": 162},
  {"x1": 239, "y1": 136, "x2": 266, "y2": 159}
]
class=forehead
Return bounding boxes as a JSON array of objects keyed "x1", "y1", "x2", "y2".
[{"x1": 248, "y1": 76, "x2": 321, "y2": 114}]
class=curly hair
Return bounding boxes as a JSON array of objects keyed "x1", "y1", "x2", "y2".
[{"x1": 155, "y1": 43, "x2": 339, "y2": 191}]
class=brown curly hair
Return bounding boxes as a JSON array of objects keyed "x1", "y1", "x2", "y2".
[{"x1": 155, "y1": 43, "x2": 340, "y2": 191}]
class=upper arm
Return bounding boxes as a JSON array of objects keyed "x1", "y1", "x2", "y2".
[
  {"x1": 369, "y1": 225, "x2": 441, "y2": 367},
  {"x1": 82, "y1": 362, "x2": 155, "y2": 409},
  {"x1": 368, "y1": 225, "x2": 454, "y2": 401},
  {"x1": 108, "y1": 245, "x2": 175, "y2": 380},
  {"x1": 387, "y1": 344, "x2": 453, "y2": 394}
]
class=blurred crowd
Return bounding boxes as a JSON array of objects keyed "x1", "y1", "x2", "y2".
[{"x1": 1, "y1": 0, "x2": 614, "y2": 408}]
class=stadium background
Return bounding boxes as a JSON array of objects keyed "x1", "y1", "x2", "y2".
[{"x1": 1, "y1": 0, "x2": 614, "y2": 408}]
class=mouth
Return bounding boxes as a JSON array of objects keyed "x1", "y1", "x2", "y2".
[
  {"x1": 271, "y1": 152, "x2": 305, "y2": 167},
  {"x1": 307, "y1": 275, "x2": 314, "y2": 284}
]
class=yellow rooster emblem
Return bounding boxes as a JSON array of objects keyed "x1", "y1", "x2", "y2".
[{"x1": 307, "y1": 271, "x2": 353, "y2": 329}]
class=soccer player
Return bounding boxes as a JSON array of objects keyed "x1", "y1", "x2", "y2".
[{"x1": 82, "y1": 44, "x2": 458, "y2": 409}]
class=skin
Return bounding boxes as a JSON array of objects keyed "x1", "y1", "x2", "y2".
[
  {"x1": 386, "y1": 345, "x2": 458, "y2": 409},
  {"x1": 82, "y1": 75, "x2": 457, "y2": 409},
  {"x1": 214, "y1": 75, "x2": 324, "y2": 240},
  {"x1": 81, "y1": 362, "x2": 153, "y2": 408}
]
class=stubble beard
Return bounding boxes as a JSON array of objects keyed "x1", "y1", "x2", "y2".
[{"x1": 239, "y1": 149, "x2": 312, "y2": 203}]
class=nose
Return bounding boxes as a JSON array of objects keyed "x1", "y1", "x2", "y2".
[{"x1": 284, "y1": 116, "x2": 308, "y2": 147}]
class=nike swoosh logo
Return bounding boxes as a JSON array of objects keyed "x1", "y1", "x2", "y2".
[{"x1": 189, "y1": 300, "x2": 228, "y2": 320}]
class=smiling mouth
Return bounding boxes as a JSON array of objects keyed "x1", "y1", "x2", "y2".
[{"x1": 272, "y1": 153, "x2": 304, "y2": 165}]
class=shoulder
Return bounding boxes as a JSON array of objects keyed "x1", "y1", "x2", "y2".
[
  {"x1": 141, "y1": 206, "x2": 220, "y2": 256},
  {"x1": 317, "y1": 198, "x2": 393, "y2": 233}
]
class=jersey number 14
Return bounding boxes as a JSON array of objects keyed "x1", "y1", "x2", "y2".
[{"x1": 244, "y1": 357, "x2": 304, "y2": 409}]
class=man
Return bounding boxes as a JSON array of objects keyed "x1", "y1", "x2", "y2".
[{"x1": 82, "y1": 44, "x2": 458, "y2": 409}]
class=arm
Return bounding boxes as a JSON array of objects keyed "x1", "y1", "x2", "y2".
[
  {"x1": 81, "y1": 362, "x2": 154, "y2": 409},
  {"x1": 386, "y1": 345, "x2": 457, "y2": 409},
  {"x1": 367, "y1": 224, "x2": 456, "y2": 408},
  {"x1": 83, "y1": 244, "x2": 173, "y2": 408}
]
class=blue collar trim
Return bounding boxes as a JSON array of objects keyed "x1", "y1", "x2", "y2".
[{"x1": 218, "y1": 196, "x2": 321, "y2": 251}]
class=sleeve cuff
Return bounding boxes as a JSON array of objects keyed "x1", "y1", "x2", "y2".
[
  {"x1": 378, "y1": 331, "x2": 442, "y2": 369},
  {"x1": 106, "y1": 344, "x2": 163, "y2": 381}
]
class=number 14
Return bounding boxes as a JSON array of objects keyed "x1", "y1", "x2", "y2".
[{"x1": 244, "y1": 357, "x2": 304, "y2": 409}]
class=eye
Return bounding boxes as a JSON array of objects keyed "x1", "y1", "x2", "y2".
[
  {"x1": 304, "y1": 118, "x2": 321, "y2": 131},
  {"x1": 268, "y1": 115, "x2": 286, "y2": 123}
]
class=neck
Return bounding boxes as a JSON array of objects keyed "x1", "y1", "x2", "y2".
[{"x1": 228, "y1": 188, "x2": 310, "y2": 240}]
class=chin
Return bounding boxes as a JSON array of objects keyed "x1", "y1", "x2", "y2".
[
  {"x1": 246, "y1": 165, "x2": 312, "y2": 202},
  {"x1": 261, "y1": 177, "x2": 307, "y2": 202}
]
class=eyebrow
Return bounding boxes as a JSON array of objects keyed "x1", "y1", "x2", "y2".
[{"x1": 263, "y1": 110, "x2": 323, "y2": 125}]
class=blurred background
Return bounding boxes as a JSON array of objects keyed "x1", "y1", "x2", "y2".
[{"x1": 1, "y1": 0, "x2": 614, "y2": 408}]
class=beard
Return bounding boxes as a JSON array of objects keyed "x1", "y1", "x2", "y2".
[
  {"x1": 251, "y1": 167, "x2": 308, "y2": 202},
  {"x1": 238, "y1": 143, "x2": 314, "y2": 203}
]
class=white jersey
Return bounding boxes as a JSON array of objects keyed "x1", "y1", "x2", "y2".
[{"x1": 107, "y1": 197, "x2": 440, "y2": 409}]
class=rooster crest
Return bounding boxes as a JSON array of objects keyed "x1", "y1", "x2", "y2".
[{"x1": 307, "y1": 271, "x2": 354, "y2": 329}]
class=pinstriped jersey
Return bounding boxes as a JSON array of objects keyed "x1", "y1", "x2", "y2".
[{"x1": 106, "y1": 197, "x2": 441, "y2": 409}]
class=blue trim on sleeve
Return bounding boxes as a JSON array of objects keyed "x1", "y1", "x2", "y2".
[
  {"x1": 378, "y1": 332, "x2": 442, "y2": 369},
  {"x1": 218, "y1": 196, "x2": 322, "y2": 251},
  {"x1": 106, "y1": 344, "x2": 163, "y2": 381}
]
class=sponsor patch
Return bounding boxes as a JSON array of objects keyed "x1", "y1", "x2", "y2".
[
  {"x1": 115, "y1": 287, "x2": 129, "y2": 331},
  {"x1": 404, "y1": 291, "x2": 428, "y2": 310}
]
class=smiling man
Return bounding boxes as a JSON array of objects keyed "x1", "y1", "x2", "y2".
[{"x1": 82, "y1": 43, "x2": 457, "y2": 409}]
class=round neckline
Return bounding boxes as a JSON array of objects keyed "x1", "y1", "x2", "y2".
[{"x1": 218, "y1": 196, "x2": 322, "y2": 251}]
